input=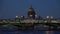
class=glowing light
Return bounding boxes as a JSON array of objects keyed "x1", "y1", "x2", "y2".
[
  {"x1": 16, "y1": 16, "x2": 18, "y2": 18},
  {"x1": 21, "y1": 16, "x2": 23, "y2": 17},
  {"x1": 30, "y1": 15, "x2": 32, "y2": 17},
  {"x1": 50, "y1": 16, "x2": 53, "y2": 19},
  {"x1": 46, "y1": 16, "x2": 49, "y2": 18}
]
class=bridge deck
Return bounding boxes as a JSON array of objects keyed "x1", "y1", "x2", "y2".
[{"x1": 0, "y1": 22, "x2": 60, "y2": 31}]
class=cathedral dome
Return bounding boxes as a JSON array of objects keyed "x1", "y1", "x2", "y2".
[{"x1": 28, "y1": 5, "x2": 36, "y2": 19}]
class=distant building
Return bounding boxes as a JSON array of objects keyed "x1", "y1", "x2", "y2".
[
  {"x1": 28, "y1": 5, "x2": 36, "y2": 19},
  {"x1": 0, "y1": 5, "x2": 60, "y2": 23}
]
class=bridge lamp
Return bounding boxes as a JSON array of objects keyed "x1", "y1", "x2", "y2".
[
  {"x1": 16, "y1": 16, "x2": 19, "y2": 18},
  {"x1": 46, "y1": 16, "x2": 50, "y2": 19},
  {"x1": 50, "y1": 16, "x2": 53, "y2": 19}
]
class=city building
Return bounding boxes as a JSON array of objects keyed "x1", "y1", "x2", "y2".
[{"x1": 0, "y1": 5, "x2": 60, "y2": 23}]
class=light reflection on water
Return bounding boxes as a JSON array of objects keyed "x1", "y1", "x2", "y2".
[{"x1": 0, "y1": 26, "x2": 60, "y2": 34}]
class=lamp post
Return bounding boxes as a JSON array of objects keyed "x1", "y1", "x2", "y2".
[
  {"x1": 15, "y1": 16, "x2": 20, "y2": 23},
  {"x1": 46, "y1": 16, "x2": 51, "y2": 23},
  {"x1": 46, "y1": 16, "x2": 54, "y2": 34}
]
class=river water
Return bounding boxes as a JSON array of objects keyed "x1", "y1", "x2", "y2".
[{"x1": 0, "y1": 26, "x2": 60, "y2": 34}]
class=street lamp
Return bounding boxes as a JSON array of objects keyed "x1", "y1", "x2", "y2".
[{"x1": 16, "y1": 16, "x2": 19, "y2": 18}]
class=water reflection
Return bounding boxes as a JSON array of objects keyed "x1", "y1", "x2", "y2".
[{"x1": 0, "y1": 26, "x2": 60, "y2": 34}]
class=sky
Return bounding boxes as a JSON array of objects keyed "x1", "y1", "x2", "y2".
[{"x1": 0, "y1": 0, "x2": 60, "y2": 18}]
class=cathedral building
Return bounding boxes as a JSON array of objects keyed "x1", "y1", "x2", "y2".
[{"x1": 28, "y1": 5, "x2": 36, "y2": 19}]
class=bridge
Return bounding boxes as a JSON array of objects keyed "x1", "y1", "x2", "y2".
[{"x1": 0, "y1": 22, "x2": 60, "y2": 31}]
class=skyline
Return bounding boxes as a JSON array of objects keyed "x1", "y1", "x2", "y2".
[{"x1": 0, "y1": 0, "x2": 60, "y2": 18}]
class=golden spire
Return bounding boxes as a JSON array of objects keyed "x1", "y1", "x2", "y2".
[{"x1": 28, "y1": 5, "x2": 36, "y2": 19}]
